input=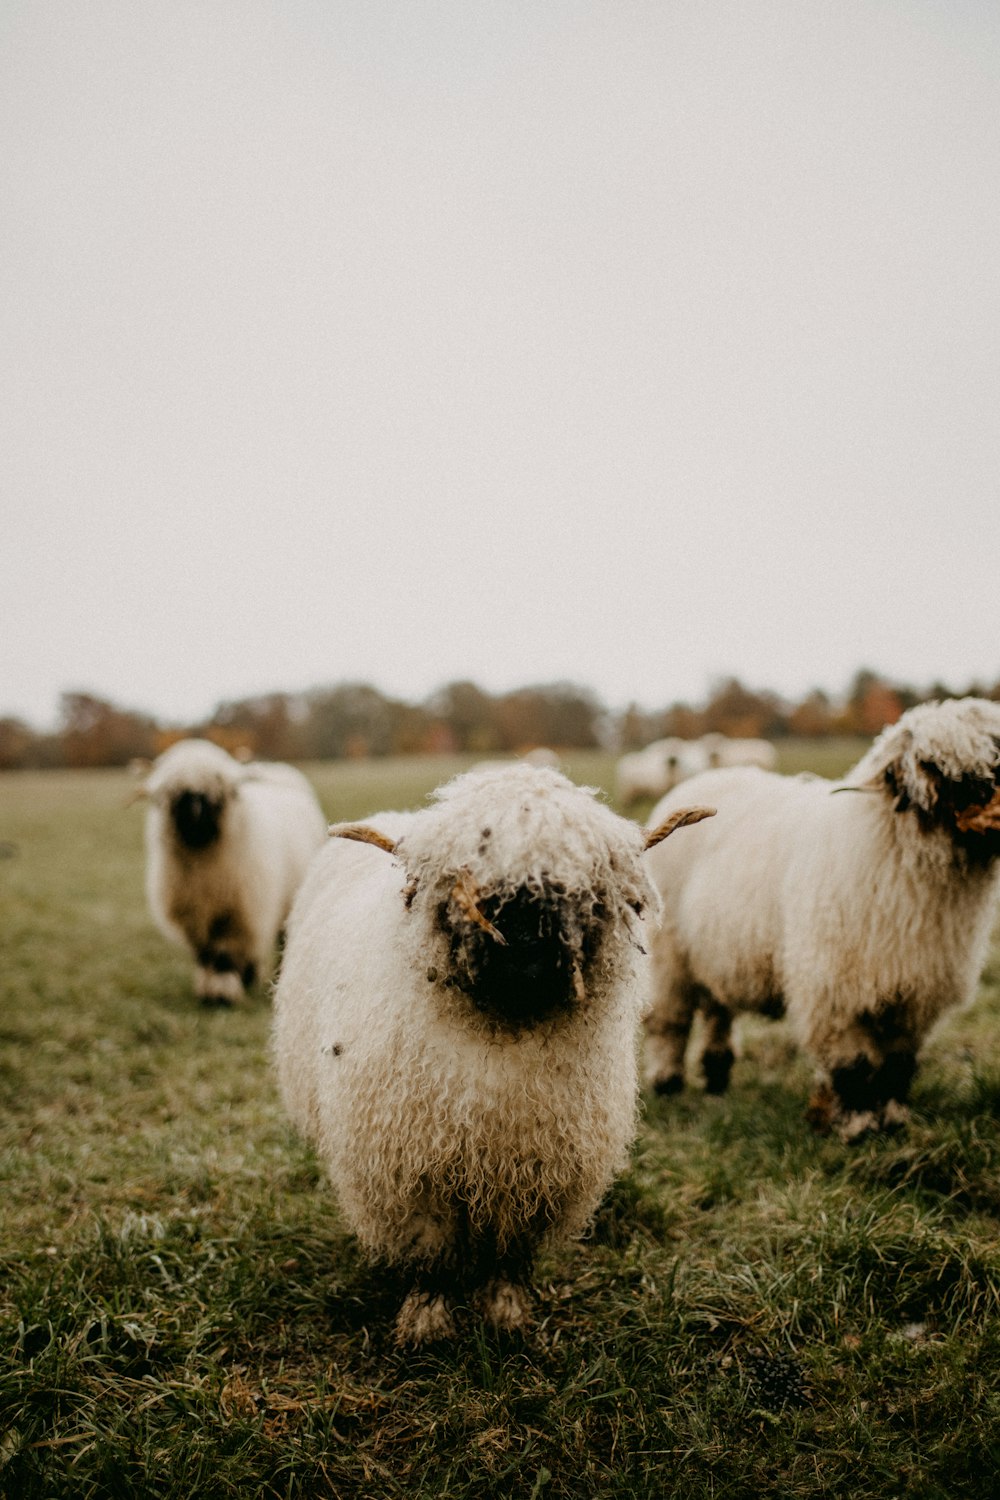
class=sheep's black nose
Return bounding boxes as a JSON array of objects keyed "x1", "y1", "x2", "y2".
[
  {"x1": 455, "y1": 887, "x2": 585, "y2": 1029},
  {"x1": 171, "y1": 790, "x2": 223, "y2": 850}
]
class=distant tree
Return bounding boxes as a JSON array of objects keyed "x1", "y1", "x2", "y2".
[
  {"x1": 305, "y1": 682, "x2": 400, "y2": 759},
  {"x1": 0, "y1": 717, "x2": 34, "y2": 770},
  {"x1": 839, "y1": 670, "x2": 903, "y2": 736},
  {"x1": 425, "y1": 681, "x2": 498, "y2": 754},
  {"x1": 493, "y1": 682, "x2": 602, "y2": 751},
  {"x1": 58, "y1": 692, "x2": 159, "y2": 768},
  {"x1": 618, "y1": 703, "x2": 663, "y2": 751},
  {"x1": 702, "y1": 677, "x2": 785, "y2": 738},
  {"x1": 386, "y1": 700, "x2": 435, "y2": 755},
  {"x1": 210, "y1": 692, "x2": 307, "y2": 761},
  {"x1": 661, "y1": 702, "x2": 706, "y2": 740},
  {"x1": 787, "y1": 689, "x2": 834, "y2": 738}
]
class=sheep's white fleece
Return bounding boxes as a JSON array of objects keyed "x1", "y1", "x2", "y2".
[
  {"x1": 273, "y1": 764, "x2": 656, "y2": 1269},
  {"x1": 643, "y1": 698, "x2": 1000, "y2": 1128}
]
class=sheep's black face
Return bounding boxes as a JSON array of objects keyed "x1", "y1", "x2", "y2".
[
  {"x1": 888, "y1": 759, "x2": 1000, "y2": 865},
  {"x1": 171, "y1": 790, "x2": 225, "y2": 850},
  {"x1": 441, "y1": 884, "x2": 608, "y2": 1031}
]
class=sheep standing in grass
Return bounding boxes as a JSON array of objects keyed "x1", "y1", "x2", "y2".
[
  {"x1": 643, "y1": 698, "x2": 1000, "y2": 1139},
  {"x1": 700, "y1": 734, "x2": 777, "y2": 772},
  {"x1": 616, "y1": 738, "x2": 709, "y2": 807},
  {"x1": 273, "y1": 763, "x2": 712, "y2": 1344},
  {"x1": 142, "y1": 739, "x2": 326, "y2": 1004}
]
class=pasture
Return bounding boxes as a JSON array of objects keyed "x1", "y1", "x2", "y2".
[{"x1": 2, "y1": 746, "x2": 1000, "y2": 1498}]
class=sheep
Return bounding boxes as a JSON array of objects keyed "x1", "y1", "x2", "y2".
[
  {"x1": 700, "y1": 733, "x2": 777, "y2": 772},
  {"x1": 272, "y1": 762, "x2": 713, "y2": 1344},
  {"x1": 141, "y1": 738, "x2": 327, "y2": 1004},
  {"x1": 616, "y1": 738, "x2": 709, "y2": 808},
  {"x1": 643, "y1": 697, "x2": 1000, "y2": 1139}
]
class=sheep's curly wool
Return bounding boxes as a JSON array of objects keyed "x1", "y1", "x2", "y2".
[
  {"x1": 643, "y1": 698, "x2": 1000, "y2": 1138},
  {"x1": 273, "y1": 763, "x2": 677, "y2": 1339},
  {"x1": 144, "y1": 739, "x2": 326, "y2": 1003}
]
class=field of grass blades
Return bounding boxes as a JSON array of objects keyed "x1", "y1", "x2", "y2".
[{"x1": 2, "y1": 749, "x2": 1000, "y2": 1498}]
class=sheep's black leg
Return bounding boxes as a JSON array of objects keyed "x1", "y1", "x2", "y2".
[
  {"x1": 700, "y1": 997, "x2": 735, "y2": 1094},
  {"x1": 872, "y1": 1048, "x2": 917, "y2": 1131},
  {"x1": 476, "y1": 1237, "x2": 535, "y2": 1333},
  {"x1": 395, "y1": 1261, "x2": 457, "y2": 1346}
]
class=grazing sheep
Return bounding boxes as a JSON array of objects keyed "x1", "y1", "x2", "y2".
[
  {"x1": 273, "y1": 762, "x2": 713, "y2": 1343},
  {"x1": 643, "y1": 698, "x2": 1000, "y2": 1139},
  {"x1": 141, "y1": 739, "x2": 326, "y2": 1004},
  {"x1": 616, "y1": 738, "x2": 709, "y2": 807},
  {"x1": 700, "y1": 733, "x2": 777, "y2": 772}
]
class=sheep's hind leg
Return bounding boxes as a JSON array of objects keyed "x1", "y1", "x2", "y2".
[
  {"x1": 644, "y1": 948, "x2": 698, "y2": 1095},
  {"x1": 699, "y1": 996, "x2": 735, "y2": 1094}
]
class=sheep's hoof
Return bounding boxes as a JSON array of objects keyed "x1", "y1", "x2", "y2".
[
  {"x1": 880, "y1": 1099, "x2": 910, "y2": 1133},
  {"x1": 395, "y1": 1291, "x2": 455, "y2": 1346},
  {"x1": 652, "y1": 1073, "x2": 684, "y2": 1097},
  {"x1": 195, "y1": 968, "x2": 244, "y2": 1006},
  {"x1": 837, "y1": 1109, "x2": 881, "y2": 1143},
  {"x1": 479, "y1": 1279, "x2": 532, "y2": 1334}
]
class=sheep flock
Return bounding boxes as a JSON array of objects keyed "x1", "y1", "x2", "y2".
[{"x1": 133, "y1": 705, "x2": 1000, "y2": 1343}]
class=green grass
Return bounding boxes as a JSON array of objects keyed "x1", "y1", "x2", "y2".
[{"x1": 2, "y1": 751, "x2": 1000, "y2": 1497}]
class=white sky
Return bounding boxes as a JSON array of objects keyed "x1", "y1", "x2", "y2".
[{"x1": 3, "y1": 0, "x2": 1000, "y2": 729}]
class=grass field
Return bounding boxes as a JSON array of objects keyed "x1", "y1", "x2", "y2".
[{"x1": 3, "y1": 747, "x2": 1000, "y2": 1498}]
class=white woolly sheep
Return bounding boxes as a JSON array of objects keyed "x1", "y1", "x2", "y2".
[
  {"x1": 272, "y1": 762, "x2": 712, "y2": 1344},
  {"x1": 643, "y1": 698, "x2": 1000, "y2": 1139},
  {"x1": 616, "y1": 738, "x2": 709, "y2": 807},
  {"x1": 142, "y1": 739, "x2": 327, "y2": 1004},
  {"x1": 700, "y1": 733, "x2": 777, "y2": 772}
]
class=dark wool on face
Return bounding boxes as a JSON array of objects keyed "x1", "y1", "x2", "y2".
[
  {"x1": 438, "y1": 883, "x2": 612, "y2": 1032},
  {"x1": 171, "y1": 790, "x2": 225, "y2": 850}
]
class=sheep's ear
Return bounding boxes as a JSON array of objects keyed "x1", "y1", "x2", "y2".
[
  {"x1": 329, "y1": 822, "x2": 398, "y2": 855},
  {"x1": 123, "y1": 784, "x2": 150, "y2": 807},
  {"x1": 857, "y1": 725, "x2": 912, "y2": 790},
  {"x1": 643, "y1": 805, "x2": 716, "y2": 851}
]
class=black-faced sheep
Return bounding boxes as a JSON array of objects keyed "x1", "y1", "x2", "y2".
[
  {"x1": 141, "y1": 739, "x2": 326, "y2": 1004},
  {"x1": 616, "y1": 738, "x2": 709, "y2": 808},
  {"x1": 643, "y1": 698, "x2": 1000, "y2": 1139},
  {"x1": 700, "y1": 734, "x2": 777, "y2": 772},
  {"x1": 272, "y1": 762, "x2": 713, "y2": 1343}
]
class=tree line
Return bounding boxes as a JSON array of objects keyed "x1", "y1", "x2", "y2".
[{"x1": 1, "y1": 670, "x2": 998, "y2": 770}]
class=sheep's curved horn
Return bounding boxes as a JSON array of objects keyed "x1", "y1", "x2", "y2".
[
  {"x1": 643, "y1": 805, "x2": 716, "y2": 851},
  {"x1": 329, "y1": 823, "x2": 398, "y2": 855},
  {"x1": 451, "y1": 871, "x2": 507, "y2": 946}
]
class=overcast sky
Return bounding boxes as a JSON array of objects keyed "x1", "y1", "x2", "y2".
[{"x1": 4, "y1": 0, "x2": 999, "y2": 729}]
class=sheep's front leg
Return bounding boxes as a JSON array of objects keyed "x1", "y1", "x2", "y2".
[
  {"x1": 394, "y1": 1213, "x2": 458, "y2": 1347},
  {"x1": 699, "y1": 996, "x2": 735, "y2": 1094},
  {"x1": 479, "y1": 1277, "x2": 532, "y2": 1332},
  {"x1": 194, "y1": 945, "x2": 257, "y2": 1006},
  {"x1": 395, "y1": 1284, "x2": 456, "y2": 1346},
  {"x1": 194, "y1": 957, "x2": 245, "y2": 1006},
  {"x1": 872, "y1": 1046, "x2": 917, "y2": 1132}
]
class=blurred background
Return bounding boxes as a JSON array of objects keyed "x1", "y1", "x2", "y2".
[{"x1": 4, "y1": 1, "x2": 999, "y2": 763}]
